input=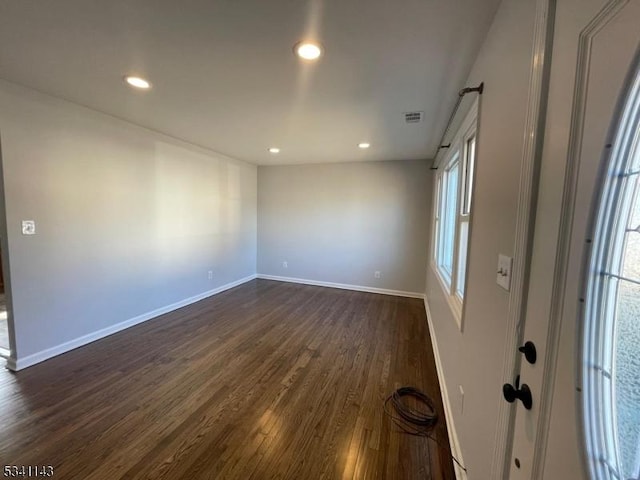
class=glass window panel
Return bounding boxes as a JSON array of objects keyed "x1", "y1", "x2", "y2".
[
  {"x1": 629, "y1": 130, "x2": 640, "y2": 173},
  {"x1": 456, "y1": 221, "x2": 469, "y2": 297},
  {"x1": 437, "y1": 175, "x2": 447, "y2": 268},
  {"x1": 584, "y1": 69, "x2": 640, "y2": 480},
  {"x1": 614, "y1": 174, "x2": 640, "y2": 479},
  {"x1": 622, "y1": 214, "x2": 640, "y2": 283},
  {"x1": 463, "y1": 136, "x2": 476, "y2": 215},
  {"x1": 614, "y1": 277, "x2": 640, "y2": 478},
  {"x1": 625, "y1": 177, "x2": 640, "y2": 236},
  {"x1": 440, "y1": 161, "x2": 459, "y2": 279},
  {"x1": 434, "y1": 176, "x2": 442, "y2": 258}
]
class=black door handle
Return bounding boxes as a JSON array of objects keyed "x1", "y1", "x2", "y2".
[{"x1": 502, "y1": 375, "x2": 533, "y2": 410}]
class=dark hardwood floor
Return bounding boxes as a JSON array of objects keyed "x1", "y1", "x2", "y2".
[{"x1": 0, "y1": 280, "x2": 455, "y2": 479}]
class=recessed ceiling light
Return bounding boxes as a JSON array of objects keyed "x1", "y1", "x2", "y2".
[
  {"x1": 294, "y1": 42, "x2": 323, "y2": 61},
  {"x1": 268, "y1": 147, "x2": 281, "y2": 154},
  {"x1": 358, "y1": 142, "x2": 371, "y2": 149},
  {"x1": 124, "y1": 75, "x2": 151, "y2": 90}
]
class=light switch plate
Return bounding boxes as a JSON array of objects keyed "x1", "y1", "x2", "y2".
[
  {"x1": 497, "y1": 254, "x2": 513, "y2": 291},
  {"x1": 22, "y1": 220, "x2": 36, "y2": 235}
]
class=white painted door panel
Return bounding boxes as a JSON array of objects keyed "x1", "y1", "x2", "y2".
[{"x1": 509, "y1": 1, "x2": 640, "y2": 479}]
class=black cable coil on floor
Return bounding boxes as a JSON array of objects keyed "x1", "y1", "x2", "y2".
[
  {"x1": 384, "y1": 386, "x2": 467, "y2": 473},
  {"x1": 384, "y1": 386, "x2": 438, "y2": 434}
]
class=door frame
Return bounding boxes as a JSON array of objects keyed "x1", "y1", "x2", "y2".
[
  {"x1": 489, "y1": 0, "x2": 556, "y2": 477},
  {"x1": 0, "y1": 132, "x2": 17, "y2": 365}
]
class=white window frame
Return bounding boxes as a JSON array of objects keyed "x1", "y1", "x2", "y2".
[
  {"x1": 581, "y1": 61, "x2": 640, "y2": 480},
  {"x1": 431, "y1": 99, "x2": 479, "y2": 329},
  {"x1": 436, "y1": 151, "x2": 460, "y2": 287}
]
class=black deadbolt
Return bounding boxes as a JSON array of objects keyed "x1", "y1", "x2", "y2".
[{"x1": 518, "y1": 341, "x2": 537, "y2": 364}]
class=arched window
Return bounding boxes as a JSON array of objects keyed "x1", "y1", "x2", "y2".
[{"x1": 582, "y1": 59, "x2": 640, "y2": 480}]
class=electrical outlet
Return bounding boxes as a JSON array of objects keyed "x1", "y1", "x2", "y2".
[
  {"x1": 208, "y1": 270, "x2": 213, "y2": 280},
  {"x1": 374, "y1": 271, "x2": 381, "y2": 279},
  {"x1": 282, "y1": 261, "x2": 288, "y2": 269},
  {"x1": 22, "y1": 220, "x2": 36, "y2": 235}
]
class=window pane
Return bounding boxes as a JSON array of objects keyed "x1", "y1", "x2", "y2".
[
  {"x1": 434, "y1": 176, "x2": 442, "y2": 259},
  {"x1": 583, "y1": 68, "x2": 640, "y2": 480},
  {"x1": 614, "y1": 179, "x2": 640, "y2": 478},
  {"x1": 440, "y1": 162, "x2": 459, "y2": 279},
  {"x1": 462, "y1": 136, "x2": 476, "y2": 215},
  {"x1": 614, "y1": 280, "x2": 640, "y2": 477},
  {"x1": 456, "y1": 220, "x2": 469, "y2": 297}
]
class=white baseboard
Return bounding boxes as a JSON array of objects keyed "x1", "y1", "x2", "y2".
[
  {"x1": 5, "y1": 356, "x2": 17, "y2": 371},
  {"x1": 423, "y1": 295, "x2": 468, "y2": 479},
  {"x1": 256, "y1": 274, "x2": 424, "y2": 298},
  {"x1": 7, "y1": 274, "x2": 257, "y2": 371}
]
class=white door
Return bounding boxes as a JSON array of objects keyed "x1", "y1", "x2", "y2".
[{"x1": 508, "y1": 1, "x2": 640, "y2": 478}]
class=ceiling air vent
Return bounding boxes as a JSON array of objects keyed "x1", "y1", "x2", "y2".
[{"x1": 403, "y1": 111, "x2": 424, "y2": 124}]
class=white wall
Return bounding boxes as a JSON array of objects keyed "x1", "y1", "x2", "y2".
[
  {"x1": 424, "y1": 0, "x2": 536, "y2": 478},
  {"x1": 258, "y1": 160, "x2": 431, "y2": 295},
  {"x1": 0, "y1": 80, "x2": 257, "y2": 366}
]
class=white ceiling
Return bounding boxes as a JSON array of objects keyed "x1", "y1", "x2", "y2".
[{"x1": 0, "y1": 0, "x2": 500, "y2": 165}]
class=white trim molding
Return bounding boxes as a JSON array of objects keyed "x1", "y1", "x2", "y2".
[
  {"x1": 256, "y1": 274, "x2": 424, "y2": 298},
  {"x1": 491, "y1": 0, "x2": 556, "y2": 477},
  {"x1": 5, "y1": 274, "x2": 257, "y2": 371},
  {"x1": 423, "y1": 295, "x2": 467, "y2": 480},
  {"x1": 430, "y1": 262, "x2": 463, "y2": 328}
]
